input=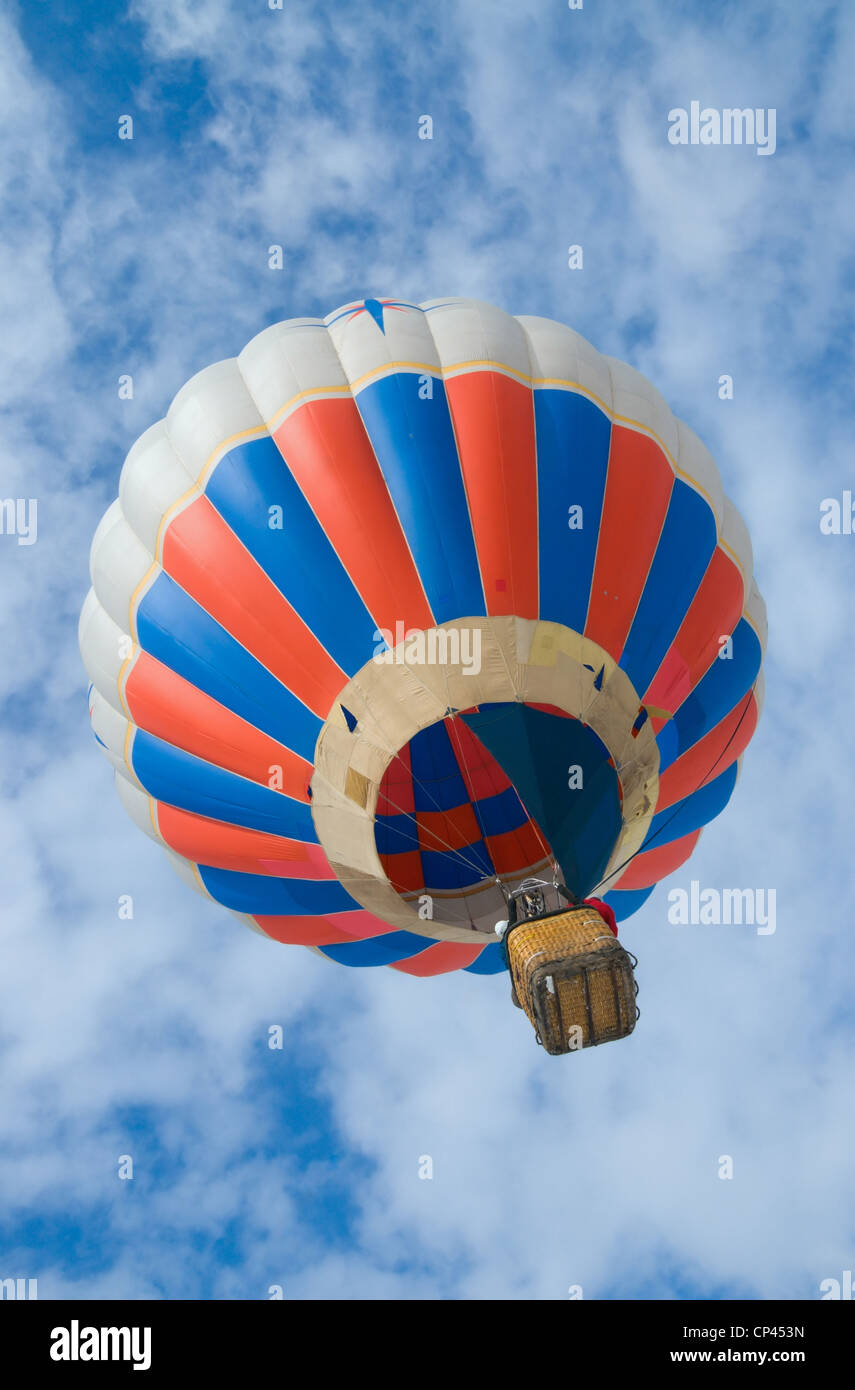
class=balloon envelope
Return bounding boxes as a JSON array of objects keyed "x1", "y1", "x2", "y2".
[{"x1": 80, "y1": 297, "x2": 766, "y2": 976}]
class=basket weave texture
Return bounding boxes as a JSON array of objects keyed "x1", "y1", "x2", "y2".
[{"x1": 507, "y1": 907, "x2": 637, "y2": 1055}]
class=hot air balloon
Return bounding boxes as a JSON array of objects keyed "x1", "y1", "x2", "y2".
[{"x1": 79, "y1": 296, "x2": 765, "y2": 1048}]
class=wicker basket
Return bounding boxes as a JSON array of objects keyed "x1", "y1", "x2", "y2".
[{"x1": 506, "y1": 906, "x2": 637, "y2": 1055}]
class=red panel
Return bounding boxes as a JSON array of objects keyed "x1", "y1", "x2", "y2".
[
  {"x1": 376, "y1": 741, "x2": 415, "y2": 815},
  {"x1": 444, "y1": 372, "x2": 538, "y2": 618},
  {"x1": 658, "y1": 693, "x2": 757, "y2": 811},
  {"x1": 390, "y1": 940, "x2": 487, "y2": 976},
  {"x1": 157, "y1": 805, "x2": 333, "y2": 878},
  {"x1": 126, "y1": 652, "x2": 312, "y2": 803},
  {"x1": 274, "y1": 397, "x2": 433, "y2": 633},
  {"x1": 254, "y1": 909, "x2": 397, "y2": 945},
  {"x1": 446, "y1": 717, "x2": 512, "y2": 800},
  {"x1": 643, "y1": 547, "x2": 744, "y2": 718},
  {"x1": 162, "y1": 495, "x2": 346, "y2": 718},
  {"x1": 526, "y1": 702, "x2": 572, "y2": 719},
  {"x1": 417, "y1": 803, "x2": 481, "y2": 853},
  {"x1": 614, "y1": 828, "x2": 702, "y2": 890},
  {"x1": 380, "y1": 850, "x2": 424, "y2": 893},
  {"x1": 485, "y1": 820, "x2": 548, "y2": 875},
  {"x1": 585, "y1": 427, "x2": 673, "y2": 659}
]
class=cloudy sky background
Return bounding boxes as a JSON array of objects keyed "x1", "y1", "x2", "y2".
[{"x1": 1, "y1": 0, "x2": 853, "y2": 1299}]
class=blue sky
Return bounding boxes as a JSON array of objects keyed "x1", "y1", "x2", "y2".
[{"x1": 0, "y1": 0, "x2": 853, "y2": 1300}]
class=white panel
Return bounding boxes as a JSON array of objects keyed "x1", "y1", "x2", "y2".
[
  {"x1": 89, "y1": 509, "x2": 155, "y2": 634},
  {"x1": 96, "y1": 743, "x2": 143, "y2": 791},
  {"x1": 89, "y1": 497, "x2": 124, "y2": 572},
  {"x1": 120, "y1": 420, "x2": 198, "y2": 555},
  {"x1": 421, "y1": 297, "x2": 533, "y2": 378},
  {"x1": 720, "y1": 496, "x2": 753, "y2": 588},
  {"x1": 165, "y1": 849, "x2": 212, "y2": 899},
  {"x1": 166, "y1": 358, "x2": 267, "y2": 479},
  {"x1": 517, "y1": 315, "x2": 615, "y2": 408},
  {"x1": 115, "y1": 774, "x2": 160, "y2": 842},
  {"x1": 90, "y1": 687, "x2": 131, "y2": 762},
  {"x1": 79, "y1": 589, "x2": 133, "y2": 713},
  {"x1": 233, "y1": 911, "x2": 273, "y2": 939},
  {"x1": 603, "y1": 356, "x2": 680, "y2": 461},
  {"x1": 673, "y1": 418, "x2": 725, "y2": 526},
  {"x1": 238, "y1": 318, "x2": 349, "y2": 426},
  {"x1": 326, "y1": 300, "x2": 442, "y2": 389},
  {"x1": 167, "y1": 853, "x2": 274, "y2": 938},
  {"x1": 745, "y1": 578, "x2": 768, "y2": 651}
]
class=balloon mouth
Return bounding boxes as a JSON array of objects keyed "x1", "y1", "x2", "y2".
[
  {"x1": 374, "y1": 705, "x2": 556, "y2": 935},
  {"x1": 373, "y1": 702, "x2": 625, "y2": 934},
  {"x1": 309, "y1": 617, "x2": 660, "y2": 945}
]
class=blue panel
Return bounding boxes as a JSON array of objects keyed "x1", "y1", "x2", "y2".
[
  {"x1": 409, "y1": 721, "x2": 469, "y2": 812},
  {"x1": 420, "y1": 841, "x2": 493, "y2": 889},
  {"x1": 463, "y1": 942, "x2": 507, "y2": 975},
  {"x1": 198, "y1": 865, "x2": 357, "y2": 915},
  {"x1": 620, "y1": 479, "x2": 717, "y2": 698},
  {"x1": 471, "y1": 784, "x2": 529, "y2": 837},
  {"x1": 604, "y1": 884, "x2": 656, "y2": 920},
  {"x1": 654, "y1": 719, "x2": 681, "y2": 772},
  {"x1": 660, "y1": 618, "x2": 762, "y2": 772},
  {"x1": 318, "y1": 931, "x2": 434, "y2": 967},
  {"x1": 462, "y1": 704, "x2": 621, "y2": 899},
  {"x1": 356, "y1": 375, "x2": 485, "y2": 623},
  {"x1": 374, "y1": 812, "x2": 419, "y2": 855},
  {"x1": 132, "y1": 730, "x2": 314, "y2": 839},
  {"x1": 206, "y1": 436, "x2": 376, "y2": 677},
  {"x1": 137, "y1": 573, "x2": 321, "y2": 759},
  {"x1": 641, "y1": 763, "x2": 738, "y2": 850},
  {"x1": 535, "y1": 389, "x2": 612, "y2": 630}
]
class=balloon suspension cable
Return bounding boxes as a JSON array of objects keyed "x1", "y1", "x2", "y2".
[
  {"x1": 590, "y1": 678, "x2": 760, "y2": 898},
  {"x1": 343, "y1": 690, "x2": 504, "y2": 905},
  {"x1": 445, "y1": 708, "x2": 552, "y2": 869},
  {"x1": 440, "y1": 642, "x2": 542, "y2": 864},
  {"x1": 440, "y1": 657, "x2": 556, "y2": 900},
  {"x1": 445, "y1": 703, "x2": 563, "y2": 893},
  {"x1": 364, "y1": 782, "x2": 499, "y2": 885}
]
